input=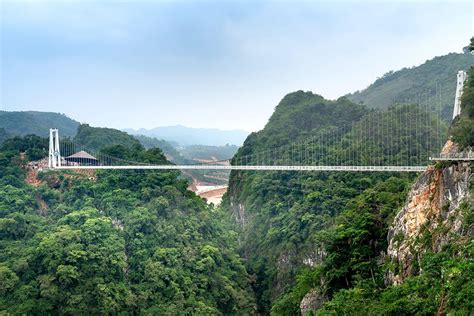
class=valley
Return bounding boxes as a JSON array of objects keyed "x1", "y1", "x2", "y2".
[
  {"x1": 1, "y1": 3, "x2": 473, "y2": 313},
  {"x1": 1, "y1": 55, "x2": 473, "y2": 313}
]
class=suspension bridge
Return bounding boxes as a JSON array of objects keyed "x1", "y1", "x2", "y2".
[{"x1": 47, "y1": 71, "x2": 473, "y2": 173}]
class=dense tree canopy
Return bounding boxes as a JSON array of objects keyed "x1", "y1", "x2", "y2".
[{"x1": 0, "y1": 132, "x2": 255, "y2": 314}]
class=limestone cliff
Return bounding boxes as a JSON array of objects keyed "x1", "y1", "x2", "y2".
[
  {"x1": 300, "y1": 290, "x2": 327, "y2": 316},
  {"x1": 386, "y1": 142, "x2": 472, "y2": 285}
]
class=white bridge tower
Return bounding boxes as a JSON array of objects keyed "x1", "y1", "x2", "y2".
[
  {"x1": 453, "y1": 70, "x2": 468, "y2": 120},
  {"x1": 48, "y1": 128, "x2": 61, "y2": 168}
]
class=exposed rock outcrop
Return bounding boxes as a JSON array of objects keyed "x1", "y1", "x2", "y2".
[
  {"x1": 230, "y1": 201, "x2": 248, "y2": 228},
  {"x1": 300, "y1": 289, "x2": 327, "y2": 315},
  {"x1": 302, "y1": 247, "x2": 327, "y2": 267},
  {"x1": 386, "y1": 158, "x2": 472, "y2": 285}
]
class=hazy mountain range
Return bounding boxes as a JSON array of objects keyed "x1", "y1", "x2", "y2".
[{"x1": 123, "y1": 125, "x2": 249, "y2": 146}]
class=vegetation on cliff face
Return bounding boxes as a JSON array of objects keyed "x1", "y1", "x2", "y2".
[
  {"x1": 0, "y1": 129, "x2": 255, "y2": 314},
  {"x1": 269, "y1": 177, "x2": 415, "y2": 315},
  {"x1": 317, "y1": 161, "x2": 473, "y2": 315}
]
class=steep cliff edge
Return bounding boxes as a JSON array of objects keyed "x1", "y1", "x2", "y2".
[{"x1": 386, "y1": 142, "x2": 473, "y2": 285}]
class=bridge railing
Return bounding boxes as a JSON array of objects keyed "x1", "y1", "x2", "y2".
[{"x1": 430, "y1": 151, "x2": 474, "y2": 161}]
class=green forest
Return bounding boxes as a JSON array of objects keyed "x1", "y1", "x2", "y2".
[{"x1": 0, "y1": 132, "x2": 255, "y2": 314}]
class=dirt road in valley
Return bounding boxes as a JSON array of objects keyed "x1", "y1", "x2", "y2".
[
  {"x1": 185, "y1": 157, "x2": 230, "y2": 204},
  {"x1": 197, "y1": 185, "x2": 228, "y2": 205},
  {"x1": 188, "y1": 179, "x2": 228, "y2": 205}
]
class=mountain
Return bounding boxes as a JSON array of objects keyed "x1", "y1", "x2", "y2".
[
  {"x1": 132, "y1": 134, "x2": 184, "y2": 161},
  {"x1": 223, "y1": 90, "x2": 453, "y2": 314},
  {"x1": 74, "y1": 124, "x2": 142, "y2": 150},
  {"x1": 0, "y1": 111, "x2": 80, "y2": 138},
  {"x1": 346, "y1": 52, "x2": 474, "y2": 120},
  {"x1": 124, "y1": 125, "x2": 248, "y2": 146}
]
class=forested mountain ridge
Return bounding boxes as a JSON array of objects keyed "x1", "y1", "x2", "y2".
[
  {"x1": 0, "y1": 111, "x2": 79, "y2": 138},
  {"x1": 251, "y1": 92, "x2": 368, "y2": 149},
  {"x1": 74, "y1": 124, "x2": 143, "y2": 151},
  {"x1": 0, "y1": 126, "x2": 255, "y2": 314},
  {"x1": 346, "y1": 52, "x2": 474, "y2": 120},
  {"x1": 132, "y1": 134, "x2": 182, "y2": 159}
]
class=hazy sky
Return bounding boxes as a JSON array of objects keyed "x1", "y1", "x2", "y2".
[{"x1": 1, "y1": 0, "x2": 472, "y2": 132}]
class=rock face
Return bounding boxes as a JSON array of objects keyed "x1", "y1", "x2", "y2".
[
  {"x1": 230, "y1": 201, "x2": 248, "y2": 228},
  {"x1": 386, "y1": 160, "x2": 472, "y2": 285},
  {"x1": 300, "y1": 290, "x2": 327, "y2": 316}
]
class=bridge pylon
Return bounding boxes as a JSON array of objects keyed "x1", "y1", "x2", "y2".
[
  {"x1": 48, "y1": 128, "x2": 61, "y2": 169},
  {"x1": 453, "y1": 70, "x2": 468, "y2": 120}
]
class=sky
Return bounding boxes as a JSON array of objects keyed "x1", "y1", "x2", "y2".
[{"x1": 0, "y1": 0, "x2": 473, "y2": 132}]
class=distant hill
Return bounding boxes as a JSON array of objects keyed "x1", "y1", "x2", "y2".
[
  {"x1": 74, "y1": 124, "x2": 142, "y2": 150},
  {"x1": 346, "y1": 53, "x2": 474, "y2": 120},
  {"x1": 133, "y1": 134, "x2": 185, "y2": 162},
  {"x1": 124, "y1": 125, "x2": 248, "y2": 146},
  {"x1": 0, "y1": 111, "x2": 79, "y2": 137},
  {"x1": 180, "y1": 144, "x2": 239, "y2": 161}
]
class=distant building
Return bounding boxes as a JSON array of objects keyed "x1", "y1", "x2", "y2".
[{"x1": 65, "y1": 150, "x2": 99, "y2": 165}]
